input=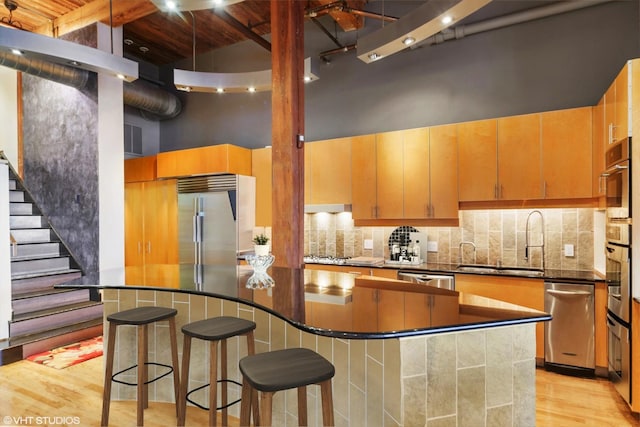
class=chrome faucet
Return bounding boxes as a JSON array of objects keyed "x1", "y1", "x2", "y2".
[
  {"x1": 525, "y1": 210, "x2": 545, "y2": 271},
  {"x1": 458, "y1": 241, "x2": 476, "y2": 265}
]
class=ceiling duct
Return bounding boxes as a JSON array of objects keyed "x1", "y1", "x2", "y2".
[{"x1": 0, "y1": 50, "x2": 181, "y2": 120}]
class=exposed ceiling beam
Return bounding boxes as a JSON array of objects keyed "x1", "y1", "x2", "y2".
[
  {"x1": 311, "y1": 0, "x2": 366, "y2": 32},
  {"x1": 213, "y1": 9, "x2": 272, "y2": 52},
  {"x1": 34, "y1": 0, "x2": 158, "y2": 37}
]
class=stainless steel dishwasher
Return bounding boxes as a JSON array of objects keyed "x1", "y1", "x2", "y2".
[
  {"x1": 544, "y1": 280, "x2": 595, "y2": 377},
  {"x1": 397, "y1": 271, "x2": 455, "y2": 290}
]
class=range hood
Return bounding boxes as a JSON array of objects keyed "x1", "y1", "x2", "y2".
[{"x1": 304, "y1": 204, "x2": 352, "y2": 213}]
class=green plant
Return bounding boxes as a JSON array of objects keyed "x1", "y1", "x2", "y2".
[{"x1": 252, "y1": 233, "x2": 270, "y2": 245}]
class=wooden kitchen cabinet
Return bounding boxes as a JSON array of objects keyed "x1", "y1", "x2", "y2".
[
  {"x1": 376, "y1": 130, "x2": 405, "y2": 219},
  {"x1": 351, "y1": 134, "x2": 378, "y2": 220},
  {"x1": 428, "y1": 124, "x2": 459, "y2": 218},
  {"x1": 124, "y1": 179, "x2": 178, "y2": 284},
  {"x1": 157, "y1": 144, "x2": 252, "y2": 178},
  {"x1": 497, "y1": 113, "x2": 541, "y2": 200},
  {"x1": 592, "y1": 98, "x2": 606, "y2": 204},
  {"x1": 458, "y1": 119, "x2": 498, "y2": 202},
  {"x1": 455, "y1": 274, "x2": 545, "y2": 360},
  {"x1": 540, "y1": 107, "x2": 592, "y2": 199},
  {"x1": 124, "y1": 156, "x2": 157, "y2": 183},
  {"x1": 604, "y1": 61, "x2": 630, "y2": 146},
  {"x1": 252, "y1": 147, "x2": 272, "y2": 227},
  {"x1": 403, "y1": 128, "x2": 430, "y2": 218},
  {"x1": 351, "y1": 127, "x2": 457, "y2": 222},
  {"x1": 305, "y1": 137, "x2": 351, "y2": 205},
  {"x1": 594, "y1": 280, "x2": 607, "y2": 370}
]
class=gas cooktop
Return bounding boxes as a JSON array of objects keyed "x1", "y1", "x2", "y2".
[{"x1": 303, "y1": 255, "x2": 351, "y2": 265}]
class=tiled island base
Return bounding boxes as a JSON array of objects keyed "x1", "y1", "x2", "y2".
[{"x1": 103, "y1": 288, "x2": 535, "y2": 427}]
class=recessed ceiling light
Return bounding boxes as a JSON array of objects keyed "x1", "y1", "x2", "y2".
[
  {"x1": 165, "y1": 0, "x2": 177, "y2": 10},
  {"x1": 139, "y1": 46, "x2": 149, "y2": 53},
  {"x1": 216, "y1": 87, "x2": 224, "y2": 93},
  {"x1": 441, "y1": 15, "x2": 453, "y2": 25},
  {"x1": 213, "y1": 0, "x2": 224, "y2": 5},
  {"x1": 403, "y1": 37, "x2": 416, "y2": 46},
  {"x1": 124, "y1": 39, "x2": 134, "y2": 46},
  {"x1": 303, "y1": 76, "x2": 312, "y2": 83},
  {"x1": 368, "y1": 53, "x2": 379, "y2": 61},
  {"x1": 116, "y1": 73, "x2": 126, "y2": 80},
  {"x1": 69, "y1": 60, "x2": 81, "y2": 66},
  {"x1": 247, "y1": 86, "x2": 256, "y2": 93},
  {"x1": 10, "y1": 48, "x2": 22, "y2": 55}
]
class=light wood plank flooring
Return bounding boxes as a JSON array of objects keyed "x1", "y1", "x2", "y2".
[{"x1": 0, "y1": 356, "x2": 638, "y2": 426}]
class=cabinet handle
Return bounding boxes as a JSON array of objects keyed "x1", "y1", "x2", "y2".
[
  {"x1": 138, "y1": 242, "x2": 142, "y2": 254},
  {"x1": 147, "y1": 241, "x2": 151, "y2": 253}
]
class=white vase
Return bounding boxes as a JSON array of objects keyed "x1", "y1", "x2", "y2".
[{"x1": 254, "y1": 244, "x2": 270, "y2": 256}]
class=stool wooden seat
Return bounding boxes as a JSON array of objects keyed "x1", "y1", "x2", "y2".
[
  {"x1": 239, "y1": 348, "x2": 335, "y2": 426},
  {"x1": 101, "y1": 306, "x2": 180, "y2": 427},
  {"x1": 178, "y1": 316, "x2": 257, "y2": 426}
]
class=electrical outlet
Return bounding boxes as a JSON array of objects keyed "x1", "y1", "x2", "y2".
[
  {"x1": 363, "y1": 239, "x2": 373, "y2": 250},
  {"x1": 427, "y1": 241, "x2": 438, "y2": 252},
  {"x1": 564, "y1": 244, "x2": 574, "y2": 257}
]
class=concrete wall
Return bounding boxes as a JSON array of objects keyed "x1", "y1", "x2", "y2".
[
  {"x1": 159, "y1": 0, "x2": 640, "y2": 151},
  {"x1": 21, "y1": 26, "x2": 100, "y2": 273},
  {"x1": 0, "y1": 67, "x2": 18, "y2": 167}
]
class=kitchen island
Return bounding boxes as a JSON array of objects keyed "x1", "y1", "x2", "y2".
[{"x1": 63, "y1": 264, "x2": 550, "y2": 427}]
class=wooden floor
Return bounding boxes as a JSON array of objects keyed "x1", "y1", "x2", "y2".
[{"x1": 0, "y1": 356, "x2": 638, "y2": 426}]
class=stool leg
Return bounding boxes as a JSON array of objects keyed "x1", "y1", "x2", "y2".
[
  {"x1": 260, "y1": 392, "x2": 273, "y2": 427},
  {"x1": 138, "y1": 324, "x2": 147, "y2": 426},
  {"x1": 168, "y1": 317, "x2": 181, "y2": 420},
  {"x1": 210, "y1": 340, "x2": 219, "y2": 427},
  {"x1": 221, "y1": 339, "x2": 228, "y2": 425},
  {"x1": 244, "y1": 331, "x2": 259, "y2": 424},
  {"x1": 320, "y1": 380, "x2": 334, "y2": 427},
  {"x1": 297, "y1": 386, "x2": 307, "y2": 426},
  {"x1": 101, "y1": 322, "x2": 117, "y2": 426},
  {"x1": 178, "y1": 335, "x2": 192, "y2": 426},
  {"x1": 239, "y1": 377, "x2": 253, "y2": 426}
]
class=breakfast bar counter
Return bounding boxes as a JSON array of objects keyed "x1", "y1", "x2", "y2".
[{"x1": 63, "y1": 264, "x2": 550, "y2": 426}]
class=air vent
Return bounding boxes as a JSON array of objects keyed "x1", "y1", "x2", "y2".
[
  {"x1": 177, "y1": 175, "x2": 237, "y2": 193},
  {"x1": 124, "y1": 124, "x2": 142, "y2": 156}
]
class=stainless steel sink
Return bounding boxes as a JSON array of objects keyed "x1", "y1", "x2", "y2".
[{"x1": 456, "y1": 265, "x2": 545, "y2": 277}]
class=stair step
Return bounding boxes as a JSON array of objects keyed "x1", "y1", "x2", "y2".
[
  {"x1": 11, "y1": 271, "x2": 82, "y2": 294},
  {"x1": 10, "y1": 215, "x2": 45, "y2": 229},
  {"x1": 10, "y1": 301, "x2": 104, "y2": 337},
  {"x1": 9, "y1": 190, "x2": 24, "y2": 202},
  {"x1": 9, "y1": 179, "x2": 16, "y2": 190},
  {"x1": 10, "y1": 229, "x2": 54, "y2": 244},
  {"x1": 10, "y1": 242, "x2": 61, "y2": 260},
  {"x1": 11, "y1": 256, "x2": 71, "y2": 277},
  {"x1": 12, "y1": 288, "x2": 91, "y2": 316},
  {"x1": 0, "y1": 318, "x2": 104, "y2": 365},
  {"x1": 10, "y1": 202, "x2": 33, "y2": 215}
]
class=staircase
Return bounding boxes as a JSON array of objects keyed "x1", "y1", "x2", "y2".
[{"x1": 1, "y1": 166, "x2": 103, "y2": 365}]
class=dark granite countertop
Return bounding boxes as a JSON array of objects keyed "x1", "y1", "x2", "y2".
[
  {"x1": 59, "y1": 264, "x2": 551, "y2": 340},
  {"x1": 306, "y1": 260, "x2": 603, "y2": 283}
]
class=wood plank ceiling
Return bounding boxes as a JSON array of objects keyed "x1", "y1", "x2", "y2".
[{"x1": 0, "y1": 0, "x2": 368, "y2": 65}]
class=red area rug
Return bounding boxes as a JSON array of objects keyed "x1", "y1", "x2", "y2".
[{"x1": 27, "y1": 336, "x2": 103, "y2": 369}]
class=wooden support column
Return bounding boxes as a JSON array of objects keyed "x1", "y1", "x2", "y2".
[
  {"x1": 270, "y1": 0, "x2": 305, "y2": 321},
  {"x1": 270, "y1": 0, "x2": 305, "y2": 270}
]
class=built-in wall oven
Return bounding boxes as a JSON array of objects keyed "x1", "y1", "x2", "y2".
[{"x1": 603, "y1": 136, "x2": 632, "y2": 405}]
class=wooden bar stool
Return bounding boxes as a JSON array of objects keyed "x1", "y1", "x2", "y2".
[
  {"x1": 101, "y1": 306, "x2": 180, "y2": 427},
  {"x1": 178, "y1": 316, "x2": 257, "y2": 426},
  {"x1": 239, "y1": 348, "x2": 335, "y2": 426}
]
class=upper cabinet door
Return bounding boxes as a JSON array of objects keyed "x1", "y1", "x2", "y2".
[
  {"x1": 376, "y1": 131, "x2": 404, "y2": 219},
  {"x1": 497, "y1": 114, "x2": 541, "y2": 200},
  {"x1": 252, "y1": 147, "x2": 272, "y2": 227},
  {"x1": 541, "y1": 107, "x2": 593, "y2": 199},
  {"x1": 457, "y1": 119, "x2": 498, "y2": 202},
  {"x1": 429, "y1": 124, "x2": 459, "y2": 219},
  {"x1": 305, "y1": 138, "x2": 352, "y2": 205},
  {"x1": 403, "y1": 128, "x2": 430, "y2": 219},
  {"x1": 351, "y1": 134, "x2": 378, "y2": 220},
  {"x1": 614, "y1": 62, "x2": 629, "y2": 142}
]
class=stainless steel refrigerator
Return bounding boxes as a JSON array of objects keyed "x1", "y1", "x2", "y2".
[{"x1": 177, "y1": 174, "x2": 255, "y2": 291}]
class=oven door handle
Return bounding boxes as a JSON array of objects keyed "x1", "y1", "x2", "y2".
[{"x1": 604, "y1": 164, "x2": 629, "y2": 175}]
